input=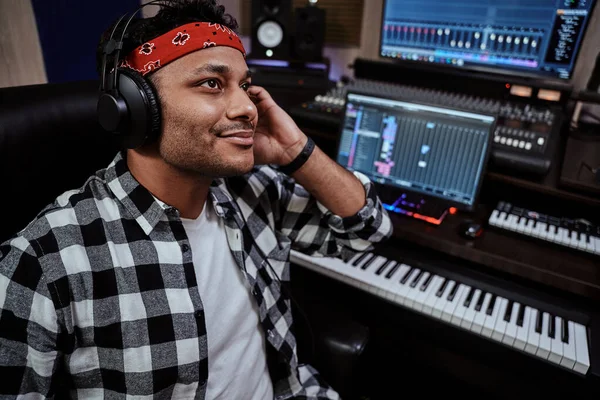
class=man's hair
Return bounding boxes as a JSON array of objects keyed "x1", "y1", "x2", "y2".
[{"x1": 96, "y1": 0, "x2": 239, "y2": 82}]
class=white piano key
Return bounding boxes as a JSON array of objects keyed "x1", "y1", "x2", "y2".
[
  {"x1": 460, "y1": 289, "x2": 481, "y2": 330},
  {"x1": 383, "y1": 264, "x2": 410, "y2": 301},
  {"x1": 448, "y1": 285, "x2": 469, "y2": 324},
  {"x1": 482, "y1": 296, "x2": 503, "y2": 338},
  {"x1": 502, "y1": 302, "x2": 520, "y2": 346},
  {"x1": 450, "y1": 288, "x2": 470, "y2": 326},
  {"x1": 546, "y1": 225, "x2": 559, "y2": 242},
  {"x1": 491, "y1": 298, "x2": 509, "y2": 341},
  {"x1": 413, "y1": 273, "x2": 435, "y2": 312},
  {"x1": 525, "y1": 309, "x2": 541, "y2": 354},
  {"x1": 593, "y1": 237, "x2": 600, "y2": 255},
  {"x1": 538, "y1": 222, "x2": 549, "y2": 240},
  {"x1": 514, "y1": 306, "x2": 532, "y2": 350},
  {"x1": 432, "y1": 280, "x2": 454, "y2": 319},
  {"x1": 560, "y1": 321, "x2": 576, "y2": 369},
  {"x1": 372, "y1": 260, "x2": 397, "y2": 298},
  {"x1": 506, "y1": 215, "x2": 519, "y2": 231},
  {"x1": 573, "y1": 322, "x2": 590, "y2": 374},
  {"x1": 403, "y1": 270, "x2": 425, "y2": 308},
  {"x1": 548, "y1": 316, "x2": 564, "y2": 365},
  {"x1": 585, "y1": 235, "x2": 596, "y2": 253},
  {"x1": 557, "y1": 227, "x2": 570, "y2": 246},
  {"x1": 516, "y1": 217, "x2": 528, "y2": 233},
  {"x1": 496, "y1": 211, "x2": 508, "y2": 227},
  {"x1": 532, "y1": 221, "x2": 547, "y2": 238},
  {"x1": 577, "y1": 233, "x2": 588, "y2": 250},
  {"x1": 422, "y1": 276, "x2": 445, "y2": 315},
  {"x1": 393, "y1": 268, "x2": 418, "y2": 306},
  {"x1": 359, "y1": 256, "x2": 388, "y2": 294},
  {"x1": 471, "y1": 292, "x2": 492, "y2": 334},
  {"x1": 568, "y1": 231, "x2": 579, "y2": 248},
  {"x1": 536, "y1": 312, "x2": 551, "y2": 360},
  {"x1": 525, "y1": 219, "x2": 535, "y2": 235},
  {"x1": 489, "y1": 209, "x2": 501, "y2": 226}
]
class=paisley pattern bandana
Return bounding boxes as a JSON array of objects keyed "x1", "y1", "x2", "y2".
[{"x1": 120, "y1": 22, "x2": 246, "y2": 75}]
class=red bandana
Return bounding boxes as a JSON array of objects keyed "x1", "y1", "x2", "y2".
[{"x1": 120, "y1": 22, "x2": 246, "y2": 76}]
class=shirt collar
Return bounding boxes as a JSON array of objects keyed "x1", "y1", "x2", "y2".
[
  {"x1": 105, "y1": 151, "x2": 174, "y2": 235},
  {"x1": 104, "y1": 151, "x2": 240, "y2": 235}
]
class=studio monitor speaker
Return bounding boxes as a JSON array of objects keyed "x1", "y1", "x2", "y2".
[
  {"x1": 251, "y1": 0, "x2": 292, "y2": 60},
  {"x1": 292, "y1": 5, "x2": 326, "y2": 62}
]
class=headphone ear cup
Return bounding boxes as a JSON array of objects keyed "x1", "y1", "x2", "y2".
[{"x1": 116, "y1": 68, "x2": 162, "y2": 149}]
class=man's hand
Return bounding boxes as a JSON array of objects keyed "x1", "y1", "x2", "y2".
[{"x1": 248, "y1": 85, "x2": 307, "y2": 166}]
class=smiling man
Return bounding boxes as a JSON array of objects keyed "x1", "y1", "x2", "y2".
[{"x1": 0, "y1": 1, "x2": 392, "y2": 399}]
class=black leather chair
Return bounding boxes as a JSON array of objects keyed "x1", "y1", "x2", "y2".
[{"x1": 0, "y1": 80, "x2": 369, "y2": 399}]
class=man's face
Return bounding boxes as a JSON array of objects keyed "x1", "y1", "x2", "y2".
[{"x1": 150, "y1": 46, "x2": 257, "y2": 178}]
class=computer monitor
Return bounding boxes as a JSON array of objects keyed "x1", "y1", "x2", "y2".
[
  {"x1": 336, "y1": 91, "x2": 496, "y2": 212},
  {"x1": 379, "y1": 0, "x2": 597, "y2": 81}
]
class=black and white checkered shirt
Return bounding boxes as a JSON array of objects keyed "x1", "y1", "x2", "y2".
[{"x1": 0, "y1": 151, "x2": 392, "y2": 399}]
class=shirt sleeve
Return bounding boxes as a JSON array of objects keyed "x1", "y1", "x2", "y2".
[
  {"x1": 275, "y1": 169, "x2": 393, "y2": 258},
  {"x1": 0, "y1": 237, "x2": 60, "y2": 398}
]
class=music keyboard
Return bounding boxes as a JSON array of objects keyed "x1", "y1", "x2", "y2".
[
  {"x1": 290, "y1": 249, "x2": 591, "y2": 375},
  {"x1": 488, "y1": 201, "x2": 600, "y2": 256}
]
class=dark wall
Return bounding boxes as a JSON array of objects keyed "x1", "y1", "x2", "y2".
[{"x1": 31, "y1": 0, "x2": 140, "y2": 83}]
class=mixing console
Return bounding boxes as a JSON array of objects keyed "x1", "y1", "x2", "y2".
[{"x1": 289, "y1": 78, "x2": 562, "y2": 175}]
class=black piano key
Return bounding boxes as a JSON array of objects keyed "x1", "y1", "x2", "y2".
[
  {"x1": 447, "y1": 282, "x2": 459, "y2": 301},
  {"x1": 486, "y1": 294, "x2": 497, "y2": 315},
  {"x1": 516, "y1": 304, "x2": 525, "y2": 327},
  {"x1": 385, "y1": 262, "x2": 401, "y2": 279},
  {"x1": 474, "y1": 291, "x2": 486, "y2": 312},
  {"x1": 549, "y1": 315, "x2": 556, "y2": 339},
  {"x1": 410, "y1": 270, "x2": 425, "y2": 288},
  {"x1": 535, "y1": 310, "x2": 543, "y2": 334},
  {"x1": 400, "y1": 267, "x2": 414, "y2": 284},
  {"x1": 463, "y1": 287, "x2": 475, "y2": 307},
  {"x1": 561, "y1": 318, "x2": 569, "y2": 344},
  {"x1": 352, "y1": 252, "x2": 370, "y2": 267},
  {"x1": 360, "y1": 254, "x2": 377, "y2": 270},
  {"x1": 504, "y1": 300, "x2": 514, "y2": 322},
  {"x1": 436, "y1": 279, "x2": 449, "y2": 297},
  {"x1": 376, "y1": 259, "x2": 394, "y2": 276},
  {"x1": 420, "y1": 273, "x2": 434, "y2": 291}
]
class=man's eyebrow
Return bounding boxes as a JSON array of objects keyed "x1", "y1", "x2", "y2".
[{"x1": 188, "y1": 64, "x2": 252, "y2": 80}]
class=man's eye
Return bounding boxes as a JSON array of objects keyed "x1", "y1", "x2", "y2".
[
  {"x1": 200, "y1": 79, "x2": 220, "y2": 89},
  {"x1": 241, "y1": 82, "x2": 251, "y2": 91}
]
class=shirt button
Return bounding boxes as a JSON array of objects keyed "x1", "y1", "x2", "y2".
[
  {"x1": 268, "y1": 330, "x2": 274, "y2": 339},
  {"x1": 181, "y1": 244, "x2": 190, "y2": 252}
]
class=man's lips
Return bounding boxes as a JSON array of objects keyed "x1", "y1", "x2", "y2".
[
  {"x1": 219, "y1": 130, "x2": 254, "y2": 138},
  {"x1": 218, "y1": 130, "x2": 254, "y2": 146}
]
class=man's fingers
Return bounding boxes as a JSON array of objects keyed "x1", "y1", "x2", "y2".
[{"x1": 248, "y1": 85, "x2": 271, "y2": 102}]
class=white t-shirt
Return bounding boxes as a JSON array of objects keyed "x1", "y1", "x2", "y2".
[{"x1": 181, "y1": 200, "x2": 274, "y2": 400}]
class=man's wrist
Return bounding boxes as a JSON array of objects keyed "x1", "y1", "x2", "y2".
[{"x1": 278, "y1": 136, "x2": 315, "y2": 175}]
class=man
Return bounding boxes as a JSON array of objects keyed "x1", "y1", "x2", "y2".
[{"x1": 0, "y1": 0, "x2": 392, "y2": 398}]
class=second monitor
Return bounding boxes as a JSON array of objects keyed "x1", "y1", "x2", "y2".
[{"x1": 336, "y1": 91, "x2": 497, "y2": 215}]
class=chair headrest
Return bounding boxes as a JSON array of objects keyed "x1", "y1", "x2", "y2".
[{"x1": 0, "y1": 80, "x2": 121, "y2": 243}]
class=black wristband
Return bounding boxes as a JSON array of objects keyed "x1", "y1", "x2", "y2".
[{"x1": 278, "y1": 136, "x2": 315, "y2": 175}]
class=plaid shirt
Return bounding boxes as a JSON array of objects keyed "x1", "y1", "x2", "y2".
[{"x1": 0, "y1": 151, "x2": 392, "y2": 399}]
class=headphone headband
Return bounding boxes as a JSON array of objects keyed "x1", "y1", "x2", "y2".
[{"x1": 100, "y1": 0, "x2": 165, "y2": 93}]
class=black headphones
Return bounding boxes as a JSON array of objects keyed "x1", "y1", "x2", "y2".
[{"x1": 97, "y1": 0, "x2": 165, "y2": 149}]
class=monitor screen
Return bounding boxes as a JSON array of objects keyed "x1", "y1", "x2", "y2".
[
  {"x1": 336, "y1": 92, "x2": 496, "y2": 209},
  {"x1": 379, "y1": 0, "x2": 597, "y2": 80}
]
